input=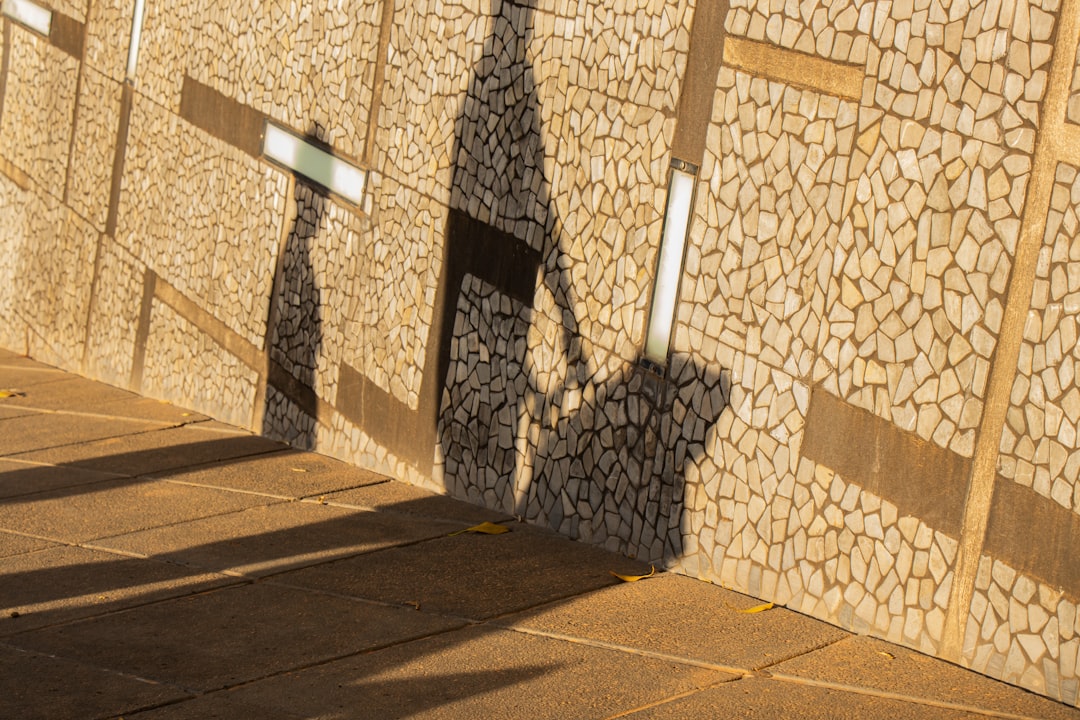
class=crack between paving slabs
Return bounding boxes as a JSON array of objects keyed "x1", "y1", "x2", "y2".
[{"x1": 765, "y1": 673, "x2": 1052, "y2": 720}]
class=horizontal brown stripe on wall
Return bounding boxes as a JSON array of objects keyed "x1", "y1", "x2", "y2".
[
  {"x1": 267, "y1": 359, "x2": 327, "y2": 422},
  {"x1": 48, "y1": 12, "x2": 83, "y2": 59},
  {"x1": 722, "y1": 36, "x2": 865, "y2": 102},
  {"x1": 336, "y1": 361, "x2": 429, "y2": 470},
  {"x1": 801, "y1": 387, "x2": 970, "y2": 538},
  {"x1": 153, "y1": 275, "x2": 263, "y2": 371},
  {"x1": 0, "y1": 155, "x2": 30, "y2": 190},
  {"x1": 985, "y1": 479, "x2": 1080, "y2": 591},
  {"x1": 179, "y1": 75, "x2": 266, "y2": 158}
]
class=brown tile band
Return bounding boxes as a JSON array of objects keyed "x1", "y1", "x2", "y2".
[
  {"x1": 336, "y1": 207, "x2": 543, "y2": 474},
  {"x1": 362, "y1": 0, "x2": 396, "y2": 165},
  {"x1": 48, "y1": 11, "x2": 83, "y2": 59},
  {"x1": 942, "y1": 0, "x2": 1080, "y2": 659},
  {"x1": 721, "y1": 36, "x2": 865, "y2": 102},
  {"x1": 985, "y1": 480, "x2": 1080, "y2": 591},
  {"x1": 0, "y1": 154, "x2": 30, "y2": 189},
  {"x1": 152, "y1": 270, "x2": 330, "y2": 427},
  {"x1": 152, "y1": 275, "x2": 263, "y2": 371},
  {"x1": 801, "y1": 386, "x2": 970, "y2": 539},
  {"x1": 0, "y1": 20, "x2": 9, "y2": 125},
  {"x1": 104, "y1": 83, "x2": 133, "y2": 237},
  {"x1": 336, "y1": 362, "x2": 424, "y2": 467},
  {"x1": 670, "y1": 0, "x2": 729, "y2": 167},
  {"x1": 179, "y1": 75, "x2": 266, "y2": 158},
  {"x1": 267, "y1": 359, "x2": 331, "y2": 423}
]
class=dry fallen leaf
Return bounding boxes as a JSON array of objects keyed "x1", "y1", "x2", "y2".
[
  {"x1": 0, "y1": 389, "x2": 23, "y2": 399},
  {"x1": 610, "y1": 565, "x2": 656, "y2": 583},
  {"x1": 449, "y1": 521, "x2": 510, "y2": 537},
  {"x1": 738, "y1": 602, "x2": 774, "y2": 614},
  {"x1": 877, "y1": 651, "x2": 896, "y2": 660}
]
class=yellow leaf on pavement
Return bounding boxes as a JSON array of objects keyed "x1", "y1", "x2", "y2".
[
  {"x1": 738, "y1": 602, "x2": 774, "y2": 614},
  {"x1": 610, "y1": 565, "x2": 655, "y2": 582},
  {"x1": 449, "y1": 521, "x2": 510, "y2": 537}
]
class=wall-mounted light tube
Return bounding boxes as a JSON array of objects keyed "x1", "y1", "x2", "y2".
[
  {"x1": 643, "y1": 161, "x2": 698, "y2": 367},
  {"x1": 2, "y1": 0, "x2": 52, "y2": 36},
  {"x1": 262, "y1": 122, "x2": 367, "y2": 206},
  {"x1": 126, "y1": 0, "x2": 147, "y2": 79}
]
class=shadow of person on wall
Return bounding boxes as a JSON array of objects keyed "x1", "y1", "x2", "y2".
[
  {"x1": 262, "y1": 125, "x2": 327, "y2": 451},
  {"x1": 436, "y1": 2, "x2": 729, "y2": 567}
]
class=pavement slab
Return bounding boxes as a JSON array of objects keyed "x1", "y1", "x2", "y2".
[
  {"x1": 0, "y1": 644, "x2": 190, "y2": 720},
  {"x1": 0, "y1": 364, "x2": 73, "y2": 390},
  {"x1": 772, "y1": 635, "x2": 1080, "y2": 719},
  {"x1": 0, "y1": 458, "x2": 125, "y2": 499},
  {"x1": 217, "y1": 624, "x2": 735, "y2": 720},
  {"x1": 0, "y1": 545, "x2": 237, "y2": 635},
  {"x1": 619, "y1": 675, "x2": 987, "y2": 719},
  {"x1": 94, "y1": 502, "x2": 464, "y2": 578},
  {"x1": 10, "y1": 424, "x2": 284, "y2": 477},
  {"x1": 146, "y1": 447, "x2": 388, "y2": 499},
  {"x1": 0, "y1": 412, "x2": 168, "y2": 457},
  {"x1": 323, "y1": 479, "x2": 517, "y2": 524},
  {"x1": 0, "y1": 477, "x2": 277, "y2": 543},
  {"x1": 8, "y1": 582, "x2": 466, "y2": 692},
  {"x1": 276, "y1": 524, "x2": 651, "y2": 620},
  {"x1": 0, "y1": 374, "x2": 140, "y2": 411},
  {"x1": 503, "y1": 573, "x2": 848, "y2": 671}
]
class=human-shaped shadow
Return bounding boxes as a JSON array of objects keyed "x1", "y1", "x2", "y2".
[
  {"x1": 263, "y1": 125, "x2": 327, "y2": 450},
  {"x1": 437, "y1": 3, "x2": 729, "y2": 566}
]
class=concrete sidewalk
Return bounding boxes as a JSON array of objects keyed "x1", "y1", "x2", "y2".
[{"x1": 0, "y1": 348, "x2": 1076, "y2": 720}]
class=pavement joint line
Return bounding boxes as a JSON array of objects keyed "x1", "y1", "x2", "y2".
[
  {"x1": 302, "y1": 495, "x2": 517, "y2": 526},
  {"x1": 0, "y1": 363, "x2": 68, "y2": 373},
  {"x1": 0, "y1": 422, "x2": 195, "y2": 460},
  {"x1": 0, "y1": 404, "x2": 182, "y2": 425},
  {"x1": 136, "y1": 447, "x2": 299, "y2": 482},
  {"x1": 175, "y1": 418, "x2": 260, "y2": 435},
  {"x1": 162, "y1": 477, "x2": 301, "y2": 501},
  {"x1": 487, "y1": 622, "x2": 756, "y2": 676},
  {"x1": 601, "y1": 674, "x2": 746, "y2": 720},
  {"x1": 766, "y1": 673, "x2": 1052, "y2": 719},
  {"x1": 203, "y1": 621, "x2": 478, "y2": 698},
  {"x1": 0, "y1": 640, "x2": 199, "y2": 696},
  {"x1": 750, "y1": 634, "x2": 849, "y2": 672},
  {"x1": 1, "y1": 579, "x2": 254, "y2": 641}
]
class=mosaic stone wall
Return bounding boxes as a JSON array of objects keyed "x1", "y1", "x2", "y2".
[{"x1": 1, "y1": 0, "x2": 1079, "y2": 706}]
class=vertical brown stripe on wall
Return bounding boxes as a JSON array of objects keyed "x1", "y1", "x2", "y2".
[
  {"x1": 669, "y1": 0, "x2": 729, "y2": 167},
  {"x1": 83, "y1": 81, "x2": 134, "y2": 372},
  {"x1": 0, "y1": 20, "x2": 11, "y2": 126},
  {"x1": 105, "y1": 83, "x2": 134, "y2": 237},
  {"x1": 940, "y1": 0, "x2": 1080, "y2": 660},
  {"x1": 361, "y1": 0, "x2": 396, "y2": 165},
  {"x1": 129, "y1": 268, "x2": 157, "y2": 390},
  {"x1": 49, "y1": 12, "x2": 85, "y2": 59},
  {"x1": 61, "y1": 6, "x2": 90, "y2": 205}
]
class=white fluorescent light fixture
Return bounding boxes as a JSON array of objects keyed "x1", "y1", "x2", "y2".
[
  {"x1": 643, "y1": 160, "x2": 698, "y2": 367},
  {"x1": 126, "y1": 0, "x2": 147, "y2": 79},
  {"x1": 2, "y1": 0, "x2": 52, "y2": 36},
  {"x1": 262, "y1": 122, "x2": 367, "y2": 206}
]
